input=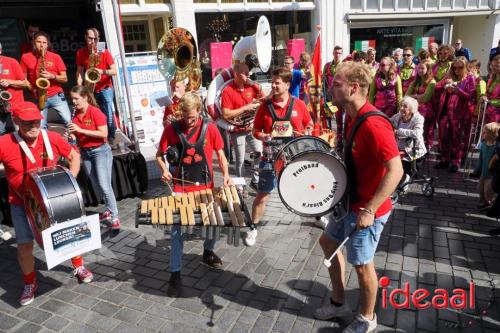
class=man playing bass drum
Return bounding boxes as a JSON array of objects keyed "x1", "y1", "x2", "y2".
[
  {"x1": 155, "y1": 93, "x2": 232, "y2": 297},
  {"x1": 247, "y1": 67, "x2": 313, "y2": 247},
  {"x1": 0, "y1": 102, "x2": 94, "y2": 306}
]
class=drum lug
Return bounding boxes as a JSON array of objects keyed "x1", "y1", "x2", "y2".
[
  {"x1": 233, "y1": 227, "x2": 240, "y2": 247},
  {"x1": 227, "y1": 227, "x2": 233, "y2": 245}
]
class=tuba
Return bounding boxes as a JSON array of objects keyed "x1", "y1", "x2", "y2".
[
  {"x1": 84, "y1": 46, "x2": 101, "y2": 92},
  {"x1": 35, "y1": 49, "x2": 50, "y2": 110},
  {"x1": 206, "y1": 16, "x2": 272, "y2": 130},
  {"x1": 157, "y1": 28, "x2": 202, "y2": 92}
]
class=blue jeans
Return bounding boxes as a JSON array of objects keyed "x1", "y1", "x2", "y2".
[
  {"x1": 10, "y1": 204, "x2": 34, "y2": 244},
  {"x1": 325, "y1": 211, "x2": 391, "y2": 265},
  {"x1": 95, "y1": 87, "x2": 116, "y2": 140},
  {"x1": 0, "y1": 113, "x2": 13, "y2": 135},
  {"x1": 170, "y1": 225, "x2": 215, "y2": 272},
  {"x1": 41, "y1": 92, "x2": 72, "y2": 128},
  {"x1": 257, "y1": 160, "x2": 277, "y2": 193},
  {"x1": 81, "y1": 143, "x2": 118, "y2": 219}
]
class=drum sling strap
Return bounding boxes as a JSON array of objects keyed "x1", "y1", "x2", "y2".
[
  {"x1": 343, "y1": 111, "x2": 393, "y2": 205},
  {"x1": 13, "y1": 130, "x2": 54, "y2": 199},
  {"x1": 266, "y1": 97, "x2": 295, "y2": 122}
]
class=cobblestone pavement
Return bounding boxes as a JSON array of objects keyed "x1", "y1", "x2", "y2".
[{"x1": 1, "y1": 155, "x2": 500, "y2": 333}]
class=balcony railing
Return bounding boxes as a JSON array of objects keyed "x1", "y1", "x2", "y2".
[{"x1": 350, "y1": 0, "x2": 492, "y2": 12}]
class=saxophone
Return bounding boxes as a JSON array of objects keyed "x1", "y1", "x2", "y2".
[
  {"x1": 35, "y1": 49, "x2": 50, "y2": 109},
  {"x1": 0, "y1": 86, "x2": 12, "y2": 115},
  {"x1": 84, "y1": 46, "x2": 101, "y2": 92}
]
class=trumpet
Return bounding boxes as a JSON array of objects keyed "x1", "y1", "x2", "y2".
[
  {"x1": 35, "y1": 49, "x2": 50, "y2": 109},
  {"x1": 84, "y1": 46, "x2": 101, "y2": 92}
]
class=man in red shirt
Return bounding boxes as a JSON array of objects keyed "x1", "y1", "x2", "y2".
[
  {"x1": 76, "y1": 28, "x2": 118, "y2": 143},
  {"x1": 220, "y1": 63, "x2": 264, "y2": 196},
  {"x1": 162, "y1": 79, "x2": 186, "y2": 127},
  {"x1": 0, "y1": 42, "x2": 29, "y2": 134},
  {"x1": 20, "y1": 31, "x2": 72, "y2": 129},
  {"x1": 247, "y1": 67, "x2": 313, "y2": 246},
  {"x1": 0, "y1": 101, "x2": 94, "y2": 306},
  {"x1": 314, "y1": 62, "x2": 402, "y2": 333},
  {"x1": 155, "y1": 93, "x2": 232, "y2": 297}
]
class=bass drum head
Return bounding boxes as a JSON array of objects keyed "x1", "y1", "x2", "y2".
[
  {"x1": 25, "y1": 175, "x2": 53, "y2": 249},
  {"x1": 277, "y1": 152, "x2": 347, "y2": 217}
]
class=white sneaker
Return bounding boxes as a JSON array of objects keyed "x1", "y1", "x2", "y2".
[
  {"x1": 314, "y1": 300, "x2": 352, "y2": 320},
  {"x1": 342, "y1": 313, "x2": 377, "y2": 333},
  {"x1": 314, "y1": 216, "x2": 329, "y2": 229},
  {"x1": 244, "y1": 229, "x2": 258, "y2": 247}
]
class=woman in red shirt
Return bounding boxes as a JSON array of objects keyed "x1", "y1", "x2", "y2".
[{"x1": 69, "y1": 85, "x2": 120, "y2": 230}]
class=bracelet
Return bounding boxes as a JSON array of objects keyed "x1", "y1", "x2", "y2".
[{"x1": 359, "y1": 207, "x2": 375, "y2": 216}]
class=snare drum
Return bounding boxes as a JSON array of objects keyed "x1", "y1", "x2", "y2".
[
  {"x1": 274, "y1": 136, "x2": 347, "y2": 217},
  {"x1": 24, "y1": 166, "x2": 85, "y2": 248}
]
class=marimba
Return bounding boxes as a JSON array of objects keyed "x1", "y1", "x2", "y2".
[{"x1": 136, "y1": 186, "x2": 250, "y2": 246}]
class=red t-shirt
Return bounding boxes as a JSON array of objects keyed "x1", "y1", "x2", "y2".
[
  {"x1": 0, "y1": 56, "x2": 25, "y2": 105},
  {"x1": 72, "y1": 104, "x2": 108, "y2": 148},
  {"x1": 220, "y1": 81, "x2": 263, "y2": 132},
  {"x1": 345, "y1": 102, "x2": 400, "y2": 217},
  {"x1": 20, "y1": 42, "x2": 34, "y2": 55},
  {"x1": 253, "y1": 94, "x2": 312, "y2": 134},
  {"x1": 158, "y1": 119, "x2": 224, "y2": 192},
  {"x1": 76, "y1": 48, "x2": 114, "y2": 93},
  {"x1": 0, "y1": 131, "x2": 73, "y2": 205},
  {"x1": 20, "y1": 50, "x2": 66, "y2": 97}
]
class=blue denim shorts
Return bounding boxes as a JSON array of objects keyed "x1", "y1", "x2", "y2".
[
  {"x1": 325, "y1": 211, "x2": 390, "y2": 265},
  {"x1": 257, "y1": 160, "x2": 277, "y2": 193},
  {"x1": 10, "y1": 204, "x2": 34, "y2": 244}
]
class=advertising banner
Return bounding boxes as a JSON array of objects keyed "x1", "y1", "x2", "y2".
[{"x1": 210, "y1": 42, "x2": 233, "y2": 78}]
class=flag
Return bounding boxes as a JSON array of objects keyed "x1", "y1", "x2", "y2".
[
  {"x1": 308, "y1": 33, "x2": 323, "y2": 125},
  {"x1": 354, "y1": 40, "x2": 376, "y2": 51},
  {"x1": 416, "y1": 36, "x2": 435, "y2": 51}
]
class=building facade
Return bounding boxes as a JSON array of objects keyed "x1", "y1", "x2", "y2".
[{"x1": 100, "y1": 0, "x2": 499, "y2": 77}]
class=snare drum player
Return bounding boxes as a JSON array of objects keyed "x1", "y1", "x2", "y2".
[
  {"x1": 220, "y1": 63, "x2": 264, "y2": 197},
  {"x1": 0, "y1": 101, "x2": 94, "y2": 306},
  {"x1": 155, "y1": 92, "x2": 232, "y2": 297},
  {"x1": 314, "y1": 62, "x2": 402, "y2": 333},
  {"x1": 247, "y1": 67, "x2": 313, "y2": 246}
]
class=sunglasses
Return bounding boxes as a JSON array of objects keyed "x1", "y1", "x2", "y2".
[{"x1": 403, "y1": 54, "x2": 412, "y2": 57}]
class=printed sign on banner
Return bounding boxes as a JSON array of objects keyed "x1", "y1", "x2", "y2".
[
  {"x1": 118, "y1": 54, "x2": 168, "y2": 149},
  {"x1": 287, "y1": 39, "x2": 305, "y2": 64},
  {"x1": 42, "y1": 215, "x2": 101, "y2": 270}
]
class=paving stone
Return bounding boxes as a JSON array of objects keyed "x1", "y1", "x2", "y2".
[
  {"x1": 137, "y1": 314, "x2": 166, "y2": 331},
  {"x1": 0, "y1": 312, "x2": 21, "y2": 330},
  {"x1": 92, "y1": 301, "x2": 121, "y2": 316},
  {"x1": 16, "y1": 306, "x2": 52, "y2": 324},
  {"x1": 42, "y1": 315, "x2": 70, "y2": 331},
  {"x1": 110, "y1": 321, "x2": 145, "y2": 333},
  {"x1": 12, "y1": 322, "x2": 43, "y2": 333},
  {"x1": 272, "y1": 311, "x2": 296, "y2": 332}
]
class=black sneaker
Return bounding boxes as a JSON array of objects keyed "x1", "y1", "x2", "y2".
[
  {"x1": 470, "y1": 171, "x2": 481, "y2": 179},
  {"x1": 167, "y1": 271, "x2": 182, "y2": 297},
  {"x1": 489, "y1": 227, "x2": 500, "y2": 236},
  {"x1": 434, "y1": 160, "x2": 450, "y2": 169},
  {"x1": 477, "y1": 203, "x2": 492, "y2": 211},
  {"x1": 202, "y1": 250, "x2": 223, "y2": 269},
  {"x1": 448, "y1": 164, "x2": 459, "y2": 173},
  {"x1": 244, "y1": 159, "x2": 252, "y2": 167}
]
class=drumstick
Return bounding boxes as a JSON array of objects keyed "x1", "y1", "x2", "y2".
[
  {"x1": 161, "y1": 179, "x2": 174, "y2": 193},
  {"x1": 323, "y1": 229, "x2": 356, "y2": 268},
  {"x1": 171, "y1": 177, "x2": 200, "y2": 186}
]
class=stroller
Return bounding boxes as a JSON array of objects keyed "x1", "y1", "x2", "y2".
[{"x1": 391, "y1": 139, "x2": 436, "y2": 204}]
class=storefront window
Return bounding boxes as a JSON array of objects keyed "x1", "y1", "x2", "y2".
[
  {"x1": 382, "y1": 0, "x2": 394, "y2": 9},
  {"x1": 427, "y1": 0, "x2": 438, "y2": 8},
  {"x1": 121, "y1": 0, "x2": 139, "y2": 4},
  {"x1": 398, "y1": 0, "x2": 409, "y2": 9},
  {"x1": 196, "y1": 10, "x2": 311, "y2": 85},
  {"x1": 350, "y1": 24, "x2": 444, "y2": 60},
  {"x1": 145, "y1": 0, "x2": 170, "y2": 3}
]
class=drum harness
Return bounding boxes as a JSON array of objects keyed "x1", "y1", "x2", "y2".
[
  {"x1": 262, "y1": 97, "x2": 295, "y2": 161},
  {"x1": 167, "y1": 118, "x2": 211, "y2": 191}
]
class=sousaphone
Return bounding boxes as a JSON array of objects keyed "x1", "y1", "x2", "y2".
[
  {"x1": 206, "y1": 16, "x2": 272, "y2": 130},
  {"x1": 157, "y1": 28, "x2": 202, "y2": 91}
]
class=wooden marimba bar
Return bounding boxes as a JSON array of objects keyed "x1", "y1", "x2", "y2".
[{"x1": 136, "y1": 186, "x2": 249, "y2": 246}]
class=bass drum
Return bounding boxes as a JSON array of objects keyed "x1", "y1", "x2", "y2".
[
  {"x1": 24, "y1": 166, "x2": 85, "y2": 248},
  {"x1": 274, "y1": 136, "x2": 347, "y2": 217}
]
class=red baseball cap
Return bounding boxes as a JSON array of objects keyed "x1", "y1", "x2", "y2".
[{"x1": 11, "y1": 101, "x2": 44, "y2": 121}]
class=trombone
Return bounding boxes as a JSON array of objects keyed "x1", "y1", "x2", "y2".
[{"x1": 464, "y1": 99, "x2": 488, "y2": 179}]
